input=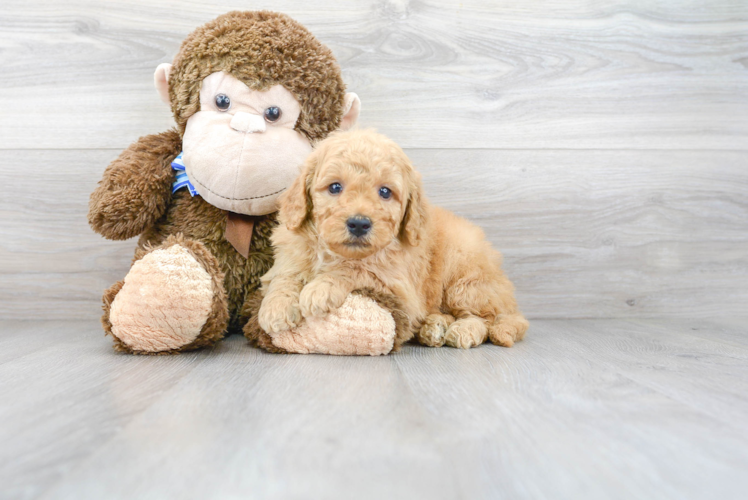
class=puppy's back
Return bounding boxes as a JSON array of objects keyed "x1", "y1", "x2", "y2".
[{"x1": 429, "y1": 205, "x2": 503, "y2": 271}]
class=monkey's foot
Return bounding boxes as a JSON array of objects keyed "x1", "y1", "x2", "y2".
[
  {"x1": 245, "y1": 289, "x2": 411, "y2": 356},
  {"x1": 271, "y1": 294, "x2": 395, "y2": 356},
  {"x1": 103, "y1": 236, "x2": 228, "y2": 354}
]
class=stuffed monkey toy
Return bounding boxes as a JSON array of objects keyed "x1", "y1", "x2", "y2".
[{"x1": 89, "y1": 11, "x2": 406, "y2": 355}]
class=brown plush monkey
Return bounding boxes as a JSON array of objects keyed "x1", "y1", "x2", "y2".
[{"x1": 89, "y1": 11, "x2": 402, "y2": 355}]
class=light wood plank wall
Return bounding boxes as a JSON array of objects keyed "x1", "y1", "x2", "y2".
[{"x1": 1, "y1": 0, "x2": 746, "y2": 320}]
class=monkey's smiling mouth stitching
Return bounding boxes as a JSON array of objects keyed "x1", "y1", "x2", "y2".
[{"x1": 190, "y1": 172, "x2": 287, "y2": 201}]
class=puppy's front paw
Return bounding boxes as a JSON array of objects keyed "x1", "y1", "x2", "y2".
[
  {"x1": 299, "y1": 279, "x2": 349, "y2": 318},
  {"x1": 258, "y1": 294, "x2": 302, "y2": 334}
]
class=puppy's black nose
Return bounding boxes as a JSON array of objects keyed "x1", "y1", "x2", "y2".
[{"x1": 346, "y1": 216, "x2": 372, "y2": 237}]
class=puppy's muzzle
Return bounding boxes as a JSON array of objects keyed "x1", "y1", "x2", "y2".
[{"x1": 346, "y1": 216, "x2": 372, "y2": 238}]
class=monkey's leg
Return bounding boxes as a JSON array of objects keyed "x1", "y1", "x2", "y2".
[
  {"x1": 102, "y1": 235, "x2": 229, "y2": 354},
  {"x1": 244, "y1": 289, "x2": 411, "y2": 356}
]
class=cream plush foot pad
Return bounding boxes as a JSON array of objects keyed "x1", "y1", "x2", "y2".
[
  {"x1": 109, "y1": 244, "x2": 214, "y2": 352},
  {"x1": 270, "y1": 294, "x2": 396, "y2": 356}
]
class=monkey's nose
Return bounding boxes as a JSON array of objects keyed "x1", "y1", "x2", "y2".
[
  {"x1": 346, "y1": 216, "x2": 372, "y2": 238},
  {"x1": 230, "y1": 112, "x2": 266, "y2": 133}
]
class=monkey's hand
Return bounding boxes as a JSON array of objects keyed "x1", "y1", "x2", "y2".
[{"x1": 88, "y1": 129, "x2": 181, "y2": 240}]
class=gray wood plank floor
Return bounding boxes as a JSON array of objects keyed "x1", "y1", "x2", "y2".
[{"x1": 1, "y1": 319, "x2": 746, "y2": 500}]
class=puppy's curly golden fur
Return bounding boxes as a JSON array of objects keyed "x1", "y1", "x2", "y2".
[{"x1": 259, "y1": 130, "x2": 528, "y2": 348}]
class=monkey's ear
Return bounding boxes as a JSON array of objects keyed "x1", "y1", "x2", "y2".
[
  {"x1": 401, "y1": 170, "x2": 428, "y2": 247},
  {"x1": 279, "y1": 153, "x2": 317, "y2": 231},
  {"x1": 154, "y1": 63, "x2": 173, "y2": 105},
  {"x1": 340, "y1": 93, "x2": 361, "y2": 131}
]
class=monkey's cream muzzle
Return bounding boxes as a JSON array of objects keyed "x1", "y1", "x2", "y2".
[{"x1": 181, "y1": 71, "x2": 312, "y2": 216}]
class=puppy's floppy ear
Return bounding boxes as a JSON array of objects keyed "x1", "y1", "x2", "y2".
[
  {"x1": 401, "y1": 169, "x2": 428, "y2": 246},
  {"x1": 279, "y1": 152, "x2": 317, "y2": 231}
]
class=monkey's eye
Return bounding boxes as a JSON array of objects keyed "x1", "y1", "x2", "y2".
[
  {"x1": 328, "y1": 183, "x2": 343, "y2": 195},
  {"x1": 264, "y1": 106, "x2": 282, "y2": 122},
  {"x1": 215, "y1": 94, "x2": 231, "y2": 111},
  {"x1": 379, "y1": 187, "x2": 392, "y2": 199}
]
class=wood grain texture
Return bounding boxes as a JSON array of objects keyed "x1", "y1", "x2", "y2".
[
  {"x1": 1, "y1": 319, "x2": 746, "y2": 499},
  {"x1": 549, "y1": 318, "x2": 748, "y2": 430},
  {"x1": 0, "y1": 321, "x2": 205, "y2": 500},
  {"x1": 656, "y1": 316, "x2": 748, "y2": 348},
  {"x1": 2, "y1": 148, "x2": 745, "y2": 320},
  {"x1": 0, "y1": 0, "x2": 746, "y2": 149}
]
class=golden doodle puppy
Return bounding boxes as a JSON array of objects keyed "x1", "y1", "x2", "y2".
[{"x1": 258, "y1": 130, "x2": 528, "y2": 349}]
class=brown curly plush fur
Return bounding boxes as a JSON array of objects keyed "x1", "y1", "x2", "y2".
[
  {"x1": 89, "y1": 130, "x2": 179, "y2": 240},
  {"x1": 89, "y1": 12, "x2": 353, "y2": 353},
  {"x1": 169, "y1": 11, "x2": 347, "y2": 142}
]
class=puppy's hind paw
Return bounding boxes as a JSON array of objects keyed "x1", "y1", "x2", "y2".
[
  {"x1": 445, "y1": 317, "x2": 488, "y2": 349},
  {"x1": 417, "y1": 313, "x2": 454, "y2": 347},
  {"x1": 488, "y1": 314, "x2": 529, "y2": 347}
]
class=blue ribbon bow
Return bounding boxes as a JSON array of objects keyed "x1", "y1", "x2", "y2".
[{"x1": 171, "y1": 152, "x2": 199, "y2": 196}]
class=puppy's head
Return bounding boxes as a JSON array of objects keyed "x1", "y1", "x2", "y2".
[{"x1": 278, "y1": 129, "x2": 426, "y2": 259}]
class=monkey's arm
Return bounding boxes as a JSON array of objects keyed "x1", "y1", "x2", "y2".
[{"x1": 88, "y1": 129, "x2": 181, "y2": 240}]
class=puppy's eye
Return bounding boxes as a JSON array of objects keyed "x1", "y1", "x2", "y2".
[
  {"x1": 264, "y1": 106, "x2": 282, "y2": 122},
  {"x1": 215, "y1": 94, "x2": 231, "y2": 111},
  {"x1": 328, "y1": 183, "x2": 343, "y2": 195},
  {"x1": 379, "y1": 187, "x2": 392, "y2": 199}
]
